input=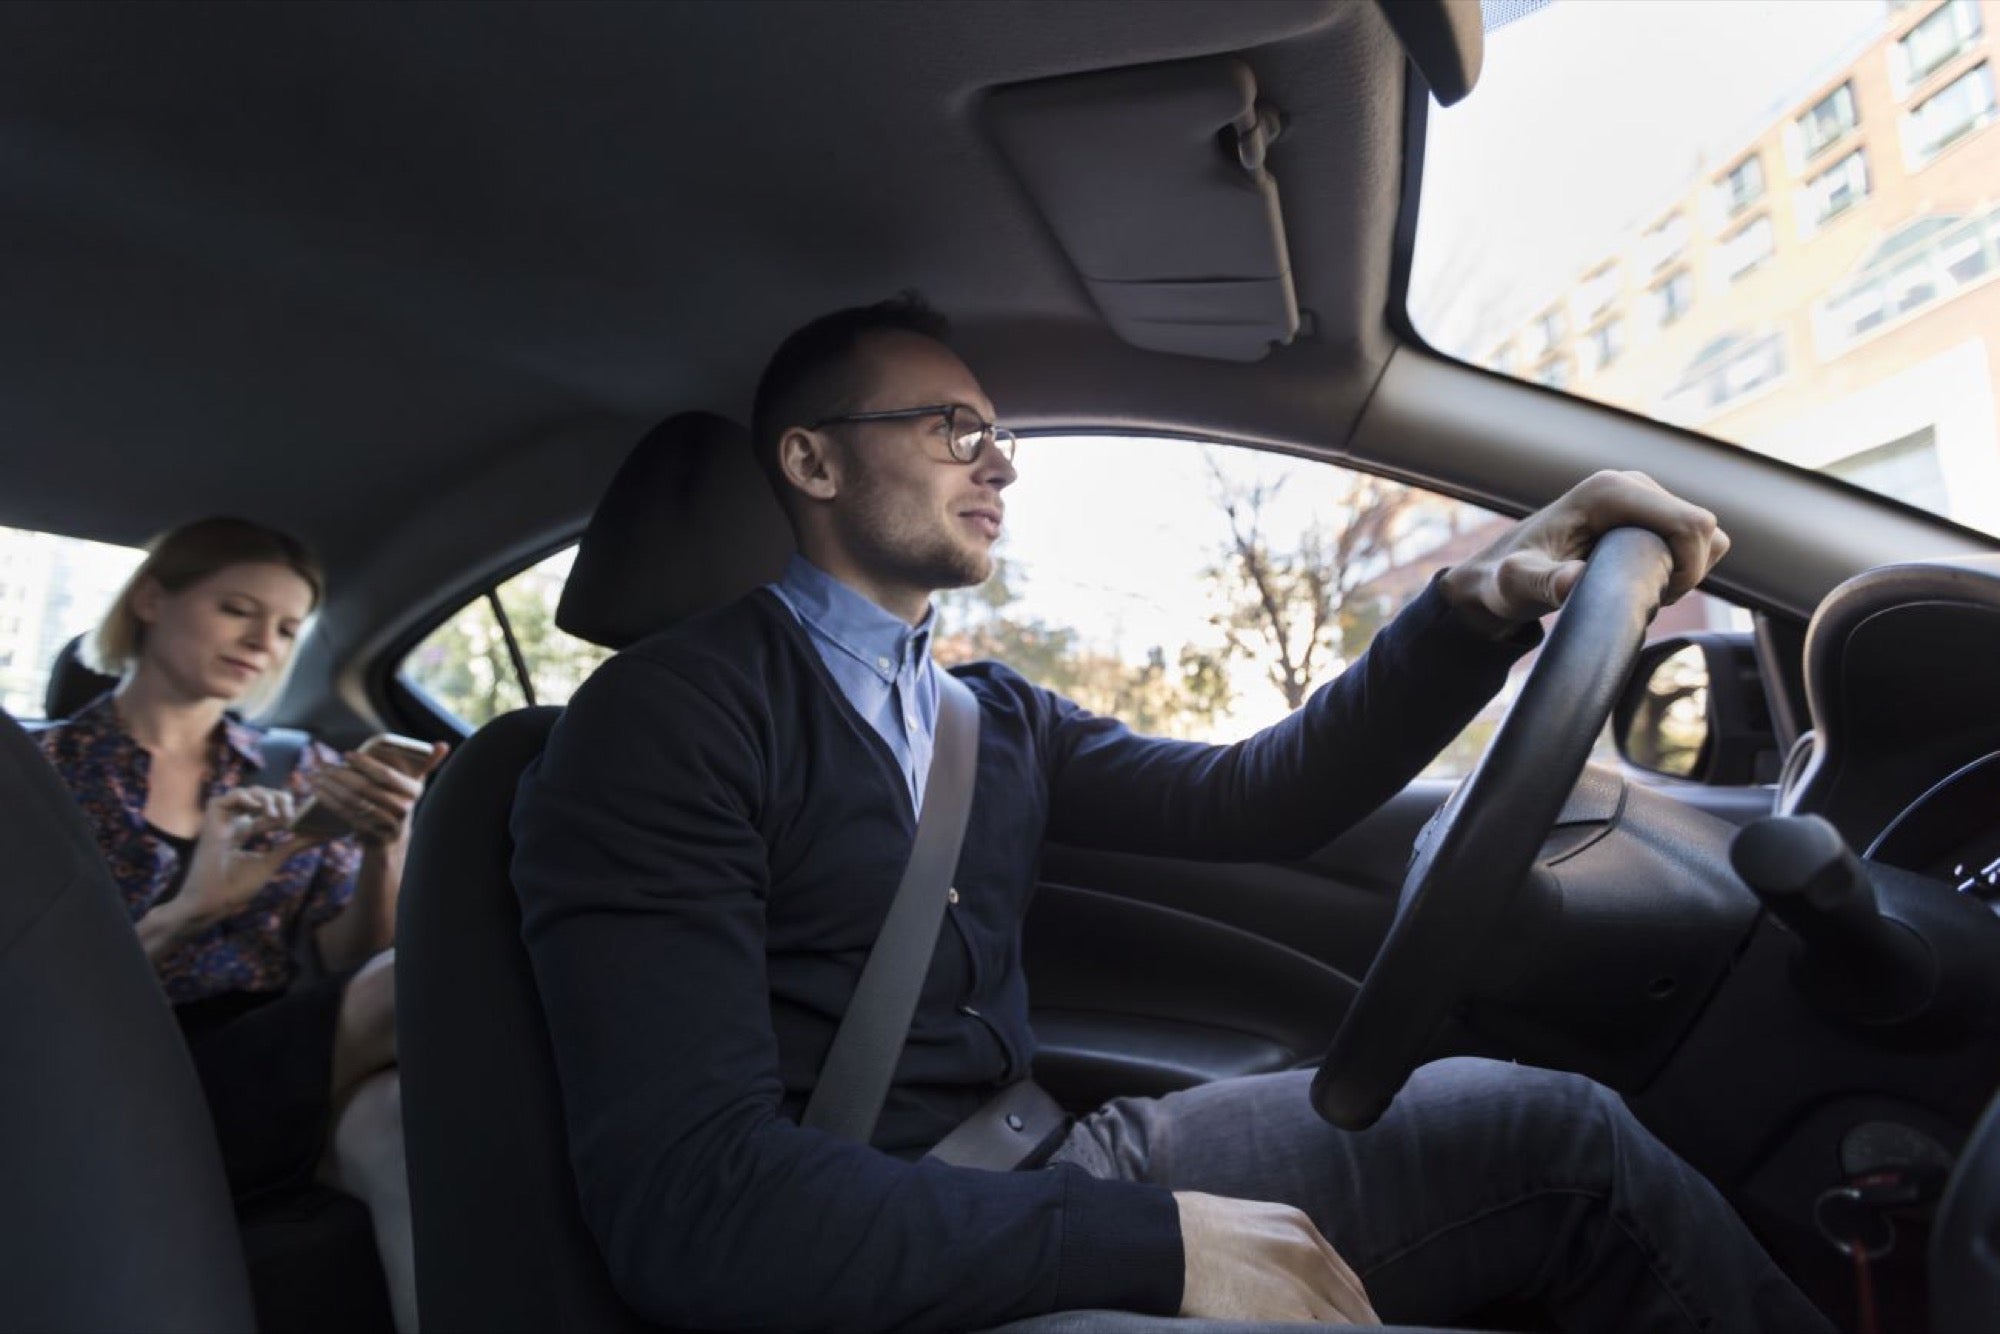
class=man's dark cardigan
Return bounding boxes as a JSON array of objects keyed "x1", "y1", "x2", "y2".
[{"x1": 510, "y1": 580, "x2": 1532, "y2": 1333}]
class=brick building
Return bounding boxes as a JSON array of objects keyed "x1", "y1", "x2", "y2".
[{"x1": 1481, "y1": 0, "x2": 2000, "y2": 537}]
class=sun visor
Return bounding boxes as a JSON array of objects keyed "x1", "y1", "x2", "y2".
[{"x1": 985, "y1": 58, "x2": 1299, "y2": 363}]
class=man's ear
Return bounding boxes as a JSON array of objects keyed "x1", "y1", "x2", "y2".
[{"x1": 778, "y1": 427, "x2": 841, "y2": 502}]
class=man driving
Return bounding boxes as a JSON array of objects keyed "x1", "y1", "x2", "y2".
[{"x1": 510, "y1": 295, "x2": 1831, "y2": 1333}]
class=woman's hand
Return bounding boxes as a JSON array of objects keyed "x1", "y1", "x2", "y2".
[
  {"x1": 177, "y1": 786, "x2": 318, "y2": 923},
  {"x1": 307, "y1": 742, "x2": 449, "y2": 848}
]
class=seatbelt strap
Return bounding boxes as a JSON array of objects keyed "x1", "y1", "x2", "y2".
[{"x1": 802, "y1": 671, "x2": 981, "y2": 1144}]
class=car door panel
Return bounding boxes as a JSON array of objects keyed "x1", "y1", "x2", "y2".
[
  {"x1": 1024, "y1": 782, "x2": 1453, "y2": 1106},
  {"x1": 1024, "y1": 773, "x2": 1770, "y2": 1108}
]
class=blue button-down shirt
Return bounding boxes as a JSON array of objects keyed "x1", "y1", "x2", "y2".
[{"x1": 768, "y1": 555, "x2": 940, "y2": 813}]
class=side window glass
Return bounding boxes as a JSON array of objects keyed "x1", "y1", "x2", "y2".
[
  {"x1": 0, "y1": 525, "x2": 146, "y2": 719},
  {"x1": 401, "y1": 545, "x2": 612, "y2": 729},
  {"x1": 935, "y1": 437, "x2": 1747, "y2": 781}
]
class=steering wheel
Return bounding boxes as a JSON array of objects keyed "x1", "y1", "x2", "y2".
[{"x1": 1312, "y1": 527, "x2": 1674, "y2": 1130}]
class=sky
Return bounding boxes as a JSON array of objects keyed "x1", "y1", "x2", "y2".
[
  {"x1": 1412, "y1": 0, "x2": 1892, "y2": 354},
  {"x1": 997, "y1": 434, "x2": 1369, "y2": 660}
]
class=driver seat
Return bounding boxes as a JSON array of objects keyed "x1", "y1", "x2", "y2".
[
  {"x1": 396, "y1": 411, "x2": 793, "y2": 1331},
  {"x1": 395, "y1": 411, "x2": 1474, "y2": 1334}
]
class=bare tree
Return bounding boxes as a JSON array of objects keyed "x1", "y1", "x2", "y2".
[{"x1": 1203, "y1": 453, "x2": 1414, "y2": 711}]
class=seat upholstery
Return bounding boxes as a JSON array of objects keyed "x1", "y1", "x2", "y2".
[
  {"x1": 44, "y1": 632, "x2": 119, "y2": 719},
  {"x1": 556, "y1": 409, "x2": 792, "y2": 651},
  {"x1": 0, "y1": 707, "x2": 254, "y2": 1332},
  {"x1": 400, "y1": 412, "x2": 791, "y2": 1331},
  {"x1": 397, "y1": 704, "x2": 644, "y2": 1332}
]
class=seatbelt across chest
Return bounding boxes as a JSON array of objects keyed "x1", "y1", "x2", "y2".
[{"x1": 801, "y1": 671, "x2": 981, "y2": 1145}]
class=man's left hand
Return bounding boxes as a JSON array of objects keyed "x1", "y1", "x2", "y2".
[{"x1": 1439, "y1": 470, "x2": 1731, "y2": 637}]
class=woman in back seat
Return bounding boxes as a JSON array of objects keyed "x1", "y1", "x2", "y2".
[{"x1": 35, "y1": 516, "x2": 437, "y2": 1334}]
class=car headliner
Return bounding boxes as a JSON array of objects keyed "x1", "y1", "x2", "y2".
[
  {"x1": 7, "y1": 0, "x2": 1992, "y2": 726},
  {"x1": 0, "y1": 0, "x2": 1402, "y2": 573}
]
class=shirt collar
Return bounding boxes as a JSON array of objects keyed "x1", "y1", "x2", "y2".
[
  {"x1": 67, "y1": 691, "x2": 265, "y2": 769},
  {"x1": 774, "y1": 554, "x2": 933, "y2": 685}
]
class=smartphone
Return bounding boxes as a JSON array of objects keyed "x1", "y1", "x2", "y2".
[{"x1": 290, "y1": 733, "x2": 437, "y2": 840}]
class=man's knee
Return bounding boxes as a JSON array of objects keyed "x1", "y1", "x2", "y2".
[{"x1": 1411, "y1": 1057, "x2": 1635, "y2": 1194}]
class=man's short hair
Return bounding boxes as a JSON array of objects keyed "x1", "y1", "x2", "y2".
[{"x1": 749, "y1": 292, "x2": 952, "y2": 507}]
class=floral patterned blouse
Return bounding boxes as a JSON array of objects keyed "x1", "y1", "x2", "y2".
[{"x1": 37, "y1": 693, "x2": 362, "y2": 1004}]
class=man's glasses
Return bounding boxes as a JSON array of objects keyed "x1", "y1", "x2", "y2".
[{"x1": 810, "y1": 404, "x2": 1018, "y2": 465}]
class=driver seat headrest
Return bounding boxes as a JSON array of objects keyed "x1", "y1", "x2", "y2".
[{"x1": 555, "y1": 411, "x2": 796, "y2": 651}]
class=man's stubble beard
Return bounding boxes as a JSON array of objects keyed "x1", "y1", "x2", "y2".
[{"x1": 844, "y1": 467, "x2": 991, "y2": 596}]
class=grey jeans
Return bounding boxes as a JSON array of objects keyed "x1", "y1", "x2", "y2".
[{"x1": 991, "y1": 1059, "x2": 1833, "y2": 1334}]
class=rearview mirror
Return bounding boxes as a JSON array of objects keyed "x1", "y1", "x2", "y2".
[{"x1": 1613, "y1": 633, "x2": 1778, "y2": 785}]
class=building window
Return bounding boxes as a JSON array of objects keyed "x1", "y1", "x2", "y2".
[
  {"x1": 1801, "y1": 148, "x2": 1871, "y2": 233},
  {"x1": 1662, "y1": 332, "x2": 1787, "y2": 424},
  {"x1": 1647, "y1": 267, "x2": 1695, "y2": 328},
  {"x1": 1823, "y1": 428, "x2": 1950, "y2": 517},
  {"x1": 1535, "y1": 357, "x2": 1573, "y2": 390},
  {"x1": 1572, "y1": 263, "x2": 1622, "y2": 324},
  {"x1": 1581, "y1": 317, "x2": 1624, "y2": 375},
  {"x1": 1716, "y1": 155, "x2": 1766, "y2": 220},
  {"x1": 1719, "y1": 215, "x2": 1776, "y2": 282},
  {"x1": 1638, "y1": 212, "x2": 1691, "y2": 272},
  {"x1": 1904, "y1": 63, "x2": 1997, "y2": 165},
  {"x1": 1796, "y1": 81, "x2": 1859, "y2": 162},
  {"x1": 1815, "y1": 208, "x2": 2000, "y2": 353},
  {"x1": 1527, "y1": 306, "x2": 1565, "y2": 360},
  {"x1": 1490, "y1": 341, "x2": 1517, "y2": 374},
  {"x1": 1896, "y1": 0, "x2": 1984, "y2": 93}
]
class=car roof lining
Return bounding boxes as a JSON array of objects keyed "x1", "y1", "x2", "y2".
[
  {"x1": 9, "y1": 0, "x2": 1991, "y2": 737},
  {"x1": 0, "y1": 0, "x2": 1402, "y2": 573}
]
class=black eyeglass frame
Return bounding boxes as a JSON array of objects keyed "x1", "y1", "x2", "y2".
[{"x1": 808, "y1": 403, "x2": 1018, "y2": 465}]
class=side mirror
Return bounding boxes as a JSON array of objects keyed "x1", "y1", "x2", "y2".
[{"x1": 1613, "y1": 633, "x2": 1779, "y2": 785}]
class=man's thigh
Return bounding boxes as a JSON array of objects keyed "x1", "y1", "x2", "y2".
[{"x1": 1047, "y1": 1058, "x2": 1627, "y2": 1325}]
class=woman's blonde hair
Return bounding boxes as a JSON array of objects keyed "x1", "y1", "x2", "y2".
[{"x1": 88, "y1": 517, "x2": 325, "y2": 694}]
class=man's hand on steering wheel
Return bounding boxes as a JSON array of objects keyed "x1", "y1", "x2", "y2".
[{"x1": 1439, "y1": 470, "x2": 1733, "y2": 637}]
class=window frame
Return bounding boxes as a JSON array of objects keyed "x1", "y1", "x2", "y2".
[
  {"x1": 378, "y1": 531, "x2": 590, "y2": 735},
  {"x1": 1715, "y1": 154, "x2": 1767, "y2": 221},
  {"x1": 1719, "y1": 214, "x2": 1777, "y2": 284},
  {"x1": 1648, "y1": 266, "x2": 1696, "y2": 328},
  {"x1": 1894, "y1": 0, "x2": 1985, "y2": 95},
  {"x1": 1794, "y1": 80, "x2": 1860, "y2": 164},
  {"x1": 1903, "y1": 61, "x2": 1998, "y2": 167},
  {"x1": 1799, "y1": 147, "x2": 1872, "y2": 234}
]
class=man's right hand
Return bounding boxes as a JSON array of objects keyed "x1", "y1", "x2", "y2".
[{"x1": 1176, "y1": 1191, "x2": 1381, "y2": 1326}]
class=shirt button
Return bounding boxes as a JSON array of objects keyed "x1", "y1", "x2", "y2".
[
  {"x1": 905, "y1": 712, "x2": 918, "y2": 729},
  {"x1": 947, "y1": 887, "x2": 960, "y2": 905},
  {"x1": 876, "y1": 656, "x2": 891, "y2": 671}
]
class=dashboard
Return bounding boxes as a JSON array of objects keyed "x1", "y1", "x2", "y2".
[
  {"x1": 1871, "y1": 750, "x2": 2000, "y2": 900},
  {"x1": 1779, "y1": 554, "x2": 2000, "y2": 895}
]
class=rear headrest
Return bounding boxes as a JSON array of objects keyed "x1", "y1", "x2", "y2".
[
  {"x1": 556, "y1": 411, "x2": 795, "y2": 651},
  {"x1": 45, "y1": 634, "x2": 118, "y2": 720}
]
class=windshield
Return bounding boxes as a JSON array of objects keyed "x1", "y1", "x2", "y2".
[{"x1": 1409, "y1": 0, "x2": 2000, "y2": 540}]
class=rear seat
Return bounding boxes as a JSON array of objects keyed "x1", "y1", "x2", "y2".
[{"x1": 33, "y1": 637, "x2": 397, "y2": 1334}]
